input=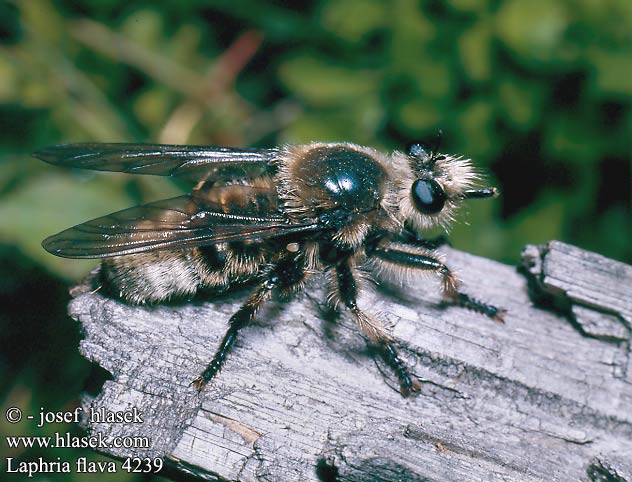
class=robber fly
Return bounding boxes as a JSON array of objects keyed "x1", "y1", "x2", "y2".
[{"x1": 35, "y1": 134, "x2": 504, "y2": 395}]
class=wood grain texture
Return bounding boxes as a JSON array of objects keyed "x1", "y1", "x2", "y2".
[{"x1": 71, "y1": 241, "x2": 632, "y2": 481}]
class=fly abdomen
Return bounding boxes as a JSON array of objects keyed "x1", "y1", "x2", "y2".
[
  {"x1": 196, "y1": 244, "x2": 230, "y2": 289},
  {"x1": 101, "y1": 249, "x2": 207, "y2": 304},
  {"x1": 224, "y1": 241, "x2": 268, "y2": 280},
  {"x1": 193, "y1": 177, "x2": 278, "y2": 215}
]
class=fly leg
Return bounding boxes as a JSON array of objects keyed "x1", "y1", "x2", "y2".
[
  {"x1": 192, "y1": 253, "x2": 305, "y2": 391},
  {"x1": 334, "y1": 261, "x2": 421, "y2": 396},
  {"x1": 400, "y1": 224, "x2": 450, "y2": 250},
  {"x1": 371, "y1": 245, "x2": 506, "y2": 322}
]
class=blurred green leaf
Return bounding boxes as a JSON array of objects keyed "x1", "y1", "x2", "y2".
[
  {"x1": 497, "y1": 77, "x2": 543, "y2": 130},
  {"x1": 0, "y1": 54, "x2": 18, "y2": 101},
  {"x1": 495, "y1": 0, "x2": 569, "y2": 67},
  {"x1": 279, "y1": 55, "x2": 379, "y2": 106},
  {"x1": 589, "y1": 49, "x2": 632, "y2": 96},
  {"x1": 281, "y1": 99, "x2": 383, "y2": 145},
  {"x1": 0, "y1": 171, "x2": 132, "y2": 280},
  {"x1": 133, "y1": 87, "x2": 173, "y2": 131},
  {"x1": 121, "y1": 8, "x2": 164, "y2": 46},
  {"x1": 459, "y1": 20, "x2": 492, "y2": 83},
  {"x1": 545, "y1": 113, "x2": 601, "y2": 165},
  {"x1": 447, "y1": 0, "x2": 489, "y2": 12},
  {"x1": 505, "y1": 192, "x2": 567, "y2": 251},
  {"x1": 320, "y1": 0, "x2": 386, "y2": 41},
  {"x1": 456, "y1": 100, "x2": 494, "y2": 159},
  {"x1": 396, "y1": 99, "x2": 442, "y2": 135}
]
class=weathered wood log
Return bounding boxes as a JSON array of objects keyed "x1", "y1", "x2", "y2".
[{"x1": 71, "y1": 241, "x2": 632, "y2": 481}]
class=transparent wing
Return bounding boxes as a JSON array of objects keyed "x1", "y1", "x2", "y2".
[
  {"x1": 42, "y1": 194, "x2": 320, "y2": 259},
  {"x1": 33, "y1": 143, "x2": 279, "y2": 181}
]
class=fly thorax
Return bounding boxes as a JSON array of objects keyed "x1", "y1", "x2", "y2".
[{"x1": 282, "y1": 143, "x2": 388, "y2": 221}]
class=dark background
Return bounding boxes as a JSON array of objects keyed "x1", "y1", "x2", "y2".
[{"x1": 1, "y1": 0, "x2": 630, "y2": 481}]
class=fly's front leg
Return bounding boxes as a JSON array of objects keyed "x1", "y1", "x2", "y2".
[
  {"x1": 335, "y1": 261, "x2": 421, "y2": 396},
  {"x1": 372, "y1": 245, "x2": 506, "y2": 322},
  {"x1": 192, "y1": 253, "x2": 305, "y2": 392},
  {"x1": 447, "y1": 292, "x2": 506, "y2": 322},
  {"x1": 400, "y1": 223, "x2": 450, "y2": 250}
]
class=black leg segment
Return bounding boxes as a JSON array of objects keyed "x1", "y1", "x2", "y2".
[
  {"x1": 192, "y1": 254, "x2": 305, "y2": 392},
  {"x1": 371, "y1": 245, "x2": 459, "y2": 296},
  {"x1": 334, "y1": 261, "x2": 421, "y2": 395},
  {"x1": 447, "y1": 292, "x2": 506, "y2": 323},
  {"x1": 372, "y1": 244, "x2": 505, "y2": 322},
  {"x1": 378, "y1": 341, "x2": 422, "y2": 396},
  {"x1": 191, "y1": 278, "x2": 277, "y2": 391},
  {"x1": 400, "y1": 224, "x2": 450, "y2": 250}
]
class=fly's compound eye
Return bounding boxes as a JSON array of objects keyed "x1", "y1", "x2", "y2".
[{"x1": 411, "y1": 178, "x2": 446, "y2": 214}]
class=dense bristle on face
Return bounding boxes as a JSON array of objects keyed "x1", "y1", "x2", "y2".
[{"x1": 384, "y1": 151, "x2": 481, "y2": 232}]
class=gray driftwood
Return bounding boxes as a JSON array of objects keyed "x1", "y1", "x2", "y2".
[{"x1": 71, "y1": 241, "x2": 632, "y2": 482}]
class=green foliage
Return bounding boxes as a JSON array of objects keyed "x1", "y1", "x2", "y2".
[
  {"x1": 0, "y1": 1, "x2": 630, "y2": 478},
  {"x1": 1, "y1": 0, "x2": 630, "y2": 272}
]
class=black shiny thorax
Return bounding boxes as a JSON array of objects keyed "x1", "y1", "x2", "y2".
[{"x1": 293, "y1": 145, "x2": 386, "y2": 214}]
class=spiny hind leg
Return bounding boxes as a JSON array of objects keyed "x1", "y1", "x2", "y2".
[
  {"x1": 333, "y1": 260, "x2": 421, "y2": 396},
  {"x1": 371, "y1": 244, "x2": 506, "y2": 322},
  {"x1": 192, "y1": 253, "x2": 306, "y2": 391}
]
